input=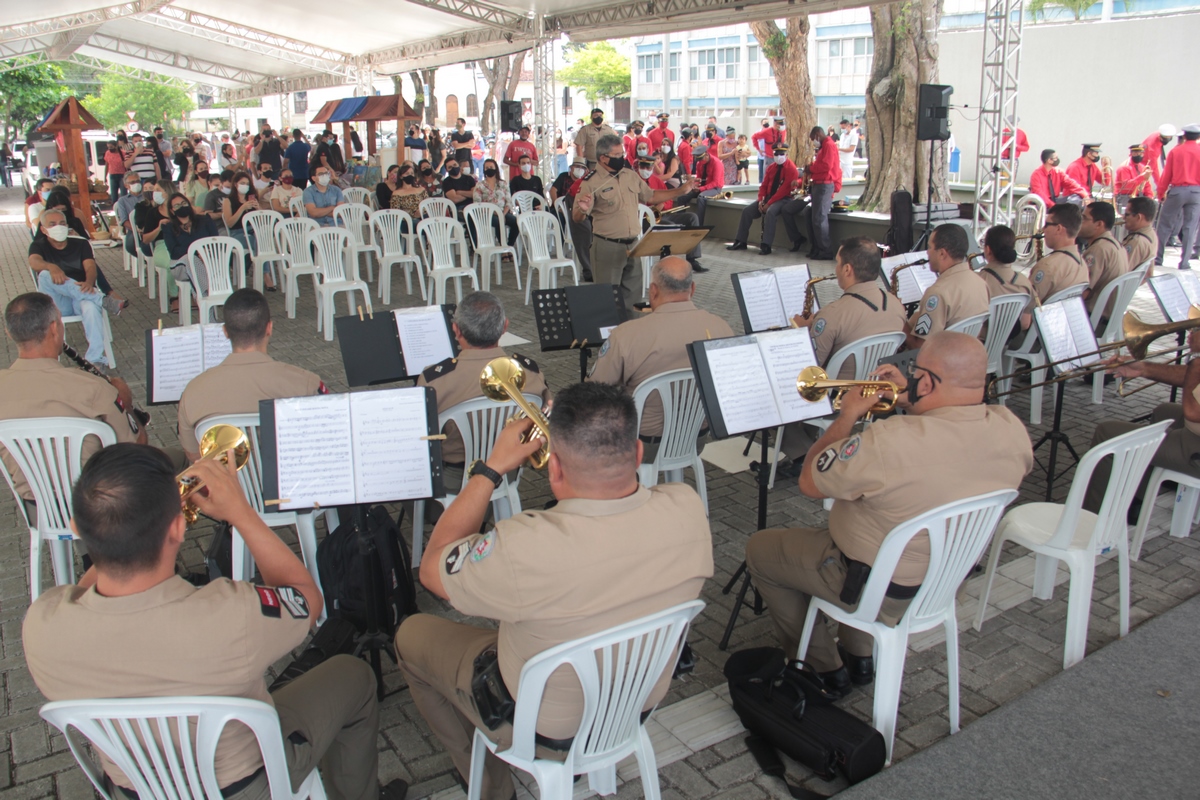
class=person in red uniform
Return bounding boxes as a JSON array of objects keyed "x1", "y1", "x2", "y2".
[
  {"x1": 1066, "y1": 144, "x2": 1110, "y2": 196},
  {"x1": 806, "y1": 126, "x2": 842, "y2": 260},
  {"x1": 677, "y1": 130, "x2": 694, "y2": 175},
  {"x1": 1029, "y1": 149, "x2": 1089, "y2": 206},
  {"x1": 1142, "y1": 124, "x2": 1176, "y2": 187},
  {"x1": 751, "y1": 118, "x2": 786, "y2": 183},
  {"x1": 1115, "y1": 144, "x2": 1155, "y2": 205},
  {"x1": 502, "y1": 125, "x2": 538, "y2": 180},
  {"x1": 647, "y1": 112, "x2": 675, "y2": 153},
  {"x1": 684, "y1": 144, "x2": 726, "y2": 227},
  {"x1": 624, "y1": 121, "x2": 653, "y2": 165},
  {"x1": 1154, "y1": 123, "x2": 1200, "y2": 268},
  {"x1": 637, "y1": 157, "x2": 705, "y2": 272},
  {"x1": 726, "y1": 143, "x2": 799, "y2": 256},
  {"x1": 1001, "y1": 123, "x2": 1029, "y2": 165}
]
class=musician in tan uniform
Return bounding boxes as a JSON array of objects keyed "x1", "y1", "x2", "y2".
[
  {"x1": 418, "y1": 292, "x2": 549, "y2": 474},
  {"x1": 573, "y1": 108, "x2": 617, "y2": 169},
  {"x1": 905, "y1": 224, "x2": 990, "y2": 349},
  {"x1": 747, "y1": 332, "x2": 1032, "y2": 695},
  {"x1": 23, "y1": 445, "x2": 408, "y2": 800},
  {"x1": 1080, "y1": 202, "x2": 1129, "y2": 317},
  {"x1": 395, "y1": 382, "x2": 713, "y2": 800},
  {"x1": 178, "y1": 289, "x2": 325, "y2": 463},
  {"x1": 589, "y1": 256, "x2": 732, "y2": 457},
  {"x1": 573, "y1": 135, "x2": 692, "y2": 313},
  {"x1": 977, "y1": 225, "x2": 1035, "y2": 340},
  {"x1": 0, "y1": 293, "x2": 143, "y2": 511},
  {"x1": 1122, "y1": 196, "x2": 1160, "y2": 274},
  {"x1": 1031, "y1": 203, "x2": 1089, "y2": 304}
]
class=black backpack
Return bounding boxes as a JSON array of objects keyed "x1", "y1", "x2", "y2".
[
  {"x1": 317, "y1": 505, "x2": 417, "y2": 635},
  {"x1": 885, "y1": 189, "x2": 914, "y2": 256}
]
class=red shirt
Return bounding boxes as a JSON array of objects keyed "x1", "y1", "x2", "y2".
[
  {"x1": 1159, "y1": 139, "x2": 1200, "y2": 199},
  {"x1": 677, "y1": 139, "x2": 693, "y2": 173},
  {"x1": 1142, "y1": 131, "x2": 1170, "y2": 185},
  {"x1": 103, "y1": 149, "x2": 126, "y2": 176},
  {"x1": 644, "y1": 172, "x2": 672, "y2": 210},
  {"x1": 759, "y1": 159, "x2": 799, "y2": 205},
  {"x1": 504, "y1": 139, "x2": 538, "y2": 180},
  {"x1": 1028, "y1": 165, "x2": 1089, "y2": 204},
  {"x1": 1115, "y1": 160, "x2": 1154, "y2": 197},
  {"x1": 647, "y1": 125, "x2": 675, "y2": 152},
  {"x1": 1065, "y1": 156, "x2": 1108, "y2": 193},
  {"x1": 808, "y1": 138, "x2": 841, "y2": 190},
  {"x1": 693, "y1": 154, "x2": 723, "y2": 192},
  {"x1": 1000, "y1": 128, "x2": 1029, "y2": 160},
  {"x1": 625, "y1": 135, "x2": 653, "y2": 164},
  {"x1": 750, "y1": 126, "x2": 785, "y2": 156}
]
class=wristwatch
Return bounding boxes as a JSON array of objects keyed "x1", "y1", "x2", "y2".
[{"x1": 468, "y1": 459, "x2": 503, "y2": 488}]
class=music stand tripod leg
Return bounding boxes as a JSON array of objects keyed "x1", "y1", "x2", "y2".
[
  {"x1": 350, "y1": 504, "x2": 398, "y2": 700},
  {"x1": 719, "y1": 428, "x2": 771, "y2": 650}
]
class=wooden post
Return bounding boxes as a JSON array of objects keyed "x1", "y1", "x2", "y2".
[
  {"x1": 367, "y1": 121, "x2": 377, "y2": 156},
  {"x1": 39, "y1": 98, "x2": 101, "y2": 235}
]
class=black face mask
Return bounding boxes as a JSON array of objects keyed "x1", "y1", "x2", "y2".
[
  {"x1": 1088, "y1": 153, "x2": 1100, "y2": 162},
  {"x1": 261, "y1": 172, "x2": 272, "y2": 179},
  {"x1": 604, "y1": 156, "x2": 626, "y2": 173},
  {"x1": 1050, "y1": 157, "x2": 1060, "y2": 167},
  {"x1": 156, "y1": 133, "x2": 163, "y2": 139},
  {"x1": 421, "y1": 167, "x2": 433, "y2": 176},
  {"x1": 483, "y1": 167, "x2": 498, "y2": 178},
  {"x1": 402, "y1": 175, "x2": 416, "y2": 185},
  {"x1": 762, "y1": 122, "x2": 770, "y2": 128},
  {"x1": 1132, "y1": 155, "x2": 1144, "y2": 164},
  {"x1": 197, "y1": 173, "x2": 209, "y2": 181},
  {"x1": 448, "y1": 167, "x2": 461, "y2": 176},
  {"x1": 592, "y1": 116, "x2": 603, "y2": 125},
  {"x1": 906, "y1": 378, "x2": 924, "y2": 408},
  {"x1": 174, "y1": 206, "x2": 192, "y2": 220}
]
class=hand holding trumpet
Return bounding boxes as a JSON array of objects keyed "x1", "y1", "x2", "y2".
[{"x1": 488, "y1": 417, "x2": 545, "y2": 474}]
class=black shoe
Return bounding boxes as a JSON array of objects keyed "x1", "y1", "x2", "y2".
[
  {"x1": 582, "y1": 271, "x2": 593, "y2": 282},
  {"x1": 839, "y1": 645, "x2": 875, "y2": 686},
  {"x1": 690, "y1": 262, "x2": 709, "y2": 273},
  {"x1": 758, "y1": 244, "x2": 772, "y2": 256},
  {"x1": 818, "y1": 666, "x2": 853, "y2": 699},
  {"x1": 727, "y1": 240, "x2": 747, "y2": 251},
  {"x1": 379, "y1": 779, "x2": 409, "y2": 800},
  {"x1": 789, "y1": 238, "x2": 806, "y2": 252},
  {"x1": 812, "y1": 252, "x2": 835, "y2": 261}
]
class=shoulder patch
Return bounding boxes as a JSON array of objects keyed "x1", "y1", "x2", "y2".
[
  {"x1": 925, "y1": 295, "x2": 939, "y2": 311},
  {"x1": 255, "y1": 586, "x2": 281, "y2": 618},
  {"x1": 275, "y1": 586, "x2": 310, "y2": 619},
  {"x1": 445, "y1": 541, "x2": 471, "y2": 575},
  {"x1": 1125, "y1": 244, "x2": 1133, "y2": 256},
  {"x1": 816, "y1": 447, "x2": 838, "y2": 472},
  {"x1": 597, "y1": 339, "x2": 611, "y2": 358},
  {"x1": 422, "y1": 356, "x2": 457, "y2": 382},
  {"x1": 812, "y1": 318, "x2": 826, "y2": 336},
  {"x1": 1033, "y1": 270, "x2": 1045, "y2": 284},
  {"x1": 316, "y1": 381, "x2": 329, "y2": 395},
  {"x1": 512, "y1": 352, "x2": 540, "y2": 374},
  {"x1": 839, "y1": 435, "x2": 861, "y2": 461},
  {"x1": 470, "y1": 531, "x2": 496, "y2": 562},
  {"x1": 913, "y1": 314, "x2": 933, "y2": 337}
]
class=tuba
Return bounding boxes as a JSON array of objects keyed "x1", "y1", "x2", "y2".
[
  {"x1": 801, "y1": 275, "x2": 837, "y2": 319},
  {"x1": 797, "y1": 366, "x2": 898, "y2": 419},
  {"x1": 178, "y1": 424, "x2": 250, "y2": 525},
  {"x1": 481, "y1": 358, "x2": 552, "y2": 469}
]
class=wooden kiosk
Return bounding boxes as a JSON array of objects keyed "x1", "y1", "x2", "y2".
[
  {"x1": 309, "y1": 94, "x2": 420, "y2": 164},
  {"x1": 37, "y1": 97, "x2": 104, "y2": 234}
]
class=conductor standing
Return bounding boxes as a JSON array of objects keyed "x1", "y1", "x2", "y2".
[{"x1": 573, "y1": 134, "x2": 692, "y2": 314}]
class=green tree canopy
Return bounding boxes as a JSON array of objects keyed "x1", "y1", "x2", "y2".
[
  {"x1": 0, "y1": 59, "x2": 68, "y2": 142},
  {"x1": 556, "y1": 42, "x2": 631, "y2": 106},
  {"x1": 84, "y1": 73, "x2": 194, "y2": 135}
]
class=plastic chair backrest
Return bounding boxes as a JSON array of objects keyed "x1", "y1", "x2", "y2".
[
  {"x1": 518, "y1": 211, "x2": 563, "y2": 262},
  {"x1": 276, "y1": 218, "x2": 318, "y2": 267},
  {"x1": 983, "y1": 294, "x2": 1029, "y2": 372},
  {"x1": 371, "y1": 209, "x2": 415, "y2": 256},
  {"x1": 857, "y1": 489, "x2": 1018, "y2": 630},
  {"x1": 1088, "y1": 270, "x2": 1142, "y2": 343},
  {"x1": 40, "y1": 696, "x2": 317, "y2": 800},
  {"x1": 463, "y1": 203, "x2": 503, "y2": 248},
  {"x1": 631, "y1": 370, "x2": 708, "y2": 465},
  {"x1": 947, "y1": 311, "x2": 989, "y2": 338},
  {"x1": 511, "y1": 190, "x2": 540, "y2": 214},
  {"x1": 187, "y1": 237, "x2": 243, "y2": 298},
  {"x1": 287, "y1": 196, "x2": 306, "y2": 218},
  {"x1": 332, "y1": 203, "x2": 373, "y2": 246},
  {"x1": 343, "y1": 187, "x2": 370, "y2": 207},
  {"x1": 241, "y1": 210, "x2": 282, "y2": 258},
  {"x1": 439, "y1": 395, "x2": 542, "y2": 493},
  {"x1": 637, "y1": 204, "x2": 654, "y2": 232},
  {"x1": 0, "y1": 418, "x2": 116, "y2": 535},
  {"x1": 1052, "y1": 419, "x2": 1171, "y2": 554},
  {"x1": 308, "y1": 228, "x2": 351, "y2": 282},
  {"x1": 505, "y1": 600, "x2": 704, "y2": 768},
  {"x1": 824, "y1": 332, "x2": 907, "y2": 381},
  {"x1": 418, "y1": 217, "x2": 464, "y2": 271},
  {"x1": 420, "y1": 197, "x2": 455, "y2": 219},
  {"x1": 194, "y1": 414, "x2": 268, "y2": 517}
]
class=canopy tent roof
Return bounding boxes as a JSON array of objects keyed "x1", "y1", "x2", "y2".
[
  {"x1": 38, "y1": 96, "x2": 104, "y2": 131},
  {"x1": 310, "y1": 95, "x2": 420, "y2": 126},
  {"x1": 0, "y1": 0, "x2": 888, "y2": 99}
]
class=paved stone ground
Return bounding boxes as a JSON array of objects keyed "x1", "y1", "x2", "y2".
[{"x1": 0, "y1": 184, "x2": 1198, "y2": 799}]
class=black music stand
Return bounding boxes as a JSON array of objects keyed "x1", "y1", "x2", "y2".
[
  {"x1": 720, "y1": 427, "x2": 771, "y2": 651},
  {"x1": 532, "y1": 284, "x2": 623, "y2": 381},
  {"x1": 334, "y1": 306, "x2": 457, "y2": 387},
  {"x1": 1031, "y1": 377, "x2": 1081, "y2": 502}
]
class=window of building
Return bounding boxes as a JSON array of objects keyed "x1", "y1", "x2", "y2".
[
  {"x1": 689, "y1": 47, "x2": 739, "y2": 80},
  {"x1": 717, "y1": 47, "x2": 739, "y2": 79},
  {"x1": 638, "y1": 53, "x2": 662, "y2": 85},
  {"x1": 466, "y1": 94, "x2": 478, "y2": 117},
  {"x1": 293, "y1": 91, "x2": 308, "y2": 114},
  {"x1": 668, "y1": 52, "x2": 680, "y2": 83},
  {"x1": 747, "y1": 45, "x2": 775, "y2": 79},
  {"x1": 816, "y1": 36, "x2": 874, "y2": 95}
]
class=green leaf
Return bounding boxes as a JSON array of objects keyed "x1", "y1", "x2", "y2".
[
  {"x1": 0, "y1": 60, "x2": 69, "y2": 142},
  {"x1": 82, "y1": 73, "x2": 194, "y2": 136},
  {"x1": 555, "y1": 42, "x2": 631, "y2": 107}
]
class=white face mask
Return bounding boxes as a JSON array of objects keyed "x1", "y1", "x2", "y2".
[
  {"x1": 638, "y1": 169, "x2": 653, "y2": 179},
  {"x1": 774, "y1": 155, "x2": 788, "y2": 165},
  {"x1": 237, "y1": 183, "x2": 250, "y2": 195},
  {"x1": 571, "y1": 168, "x2": 585, "y2": 178},
  {"x1": 153, "y1": 191, "x2": 165, "y2": 204},
  {"x1": 661, "y1": 145, "x2": 671, "y2": 154},
  {"x1": 637, "y1": 146, "x2": 648, "y2": 156},
  {"x1": 47, "y1": 224, "x2": 69, "y2": 242},
  {"x1": 520, "y1": 163, "x2": 532, "y2": 174},
  {"x1": 129, "y1": 183, "x2": 143, "y2": 194},
  {"x1": 220, "y1": 186, "x2": 232, "y2": 195},
  {"x1": 317, "y1": 174, "x2": 331, "y2": 187}
]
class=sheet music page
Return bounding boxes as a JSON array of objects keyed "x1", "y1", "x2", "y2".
[
  {"x1": 599, "y1": 325, "x2": 618, "y2": 340},
  {"x1": 349, "y1": 388, "x2": 433, "y2": 503},
  {"x1": 150, "y1": 326, "x2": 203, "y2": 404},
  {"x1": 1150, "y1": 275, "x2": 1192, "y2": 322},
  {"x1": 1063, "y1": 298, "x2": 1100, "y2": 368},
  {"x1": 200, "y1": 324, "x2": 233, "y2": 370},
  {"x1": 274, "y1": 394, "x2": 356, "y2": 510},
  {"x1": 755, "y1": 329, "x2": 833, "y2": 423},
  {"x1": 1178, "y1": 272, "x2": 1200, "y2": 308},
  {"x1": 774, "y1": 264, "x2": 817, "y2": 320},
  {"x1": 1035, "y1": 302, "x2": 1081, "y2": 374},
  {"x1": 737, "y1": 270, "x2": 787, "y2": 331},
  {"x1": 394, "y1": 307, "x2": 455, "y2": 377},
  {"x1": 703, "y1": 338, "x2": 783, "y2": 434}
]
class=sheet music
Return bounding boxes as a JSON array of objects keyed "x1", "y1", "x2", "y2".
[
  {"x1": 394, "y1": 307, "x2": 454, "y2": 377},
  {"x1": 349, "y1": 389, "x2": 433, "y2": 503},
  {"x1": 599, "y1": 325, "x2": 618, "y2": 340},
  {"x1": 774, "y1": 264, "x2": 817, "y2": 320},
  {"x1": 1150, "y1": 275, "x2": 1192, "y2": 322},
  {"x1": 895, "y1": 263, "x2": 937, "y2": 305},
  {"x1": 1064, "y1": 299, "x2": 1100, "y2": 368},
  {"x1": 201, "y1": 324, "x2": 232, "y2": 370},
  {"x1": 150, "y1": 327, "x2": 203, "y2": 404},
  {"x1": 274, "y1": 394, "x2": 356, "y2": 510},
  {"x1": 737, "y1": 270, "x2": 788, "y2": 331},
  {"x1": 1036, "y1": 298, "x2": 1098, "y2": 374},
  {"x1": 703, "y1": 338, "x2": 783, "y2": 434},
  {"x1": 755, "y1": 329, "x2": 833, "y2": 423}
]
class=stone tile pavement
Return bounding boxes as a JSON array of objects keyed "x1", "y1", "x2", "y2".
[{"x1": 0, "y1": 186, "x2": 1197, "y2": 799}]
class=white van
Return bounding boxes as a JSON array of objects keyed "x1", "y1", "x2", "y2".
[{"x1": 22, "y1": 130, "x2": 116, "y2": 196}]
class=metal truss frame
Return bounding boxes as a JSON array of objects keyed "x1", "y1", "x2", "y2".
[
  {"x1": 972, "y1": 0, "x2": 1024, "y2": 236},
  {"x1": 0, "y1": 0, "x2": 170, "y2": 44},
  {"x1": 404, "y1": 0, "x2": 533, "y2": 33},
  {"x1": 66, "y1": 53, "x2": 196, "y2": 87},
  {"x1": 224, "y1": 71, "x2": 359, "y2": 103},
  {"x1": 80, "y1": 32, "x2": 272, "y2": 87},
  {"x1": 532, "y1": 23, "x2": 557, "y2": 185}
]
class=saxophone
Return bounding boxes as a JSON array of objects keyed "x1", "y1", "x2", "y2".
[
  {"x1": 889, "y1": 258, "x2": 931, "y2": 295},
  {"x1": 800, "y1": 276, "x2": 837, "y2": 319}
]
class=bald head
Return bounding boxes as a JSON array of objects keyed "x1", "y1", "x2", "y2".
[
  {"x1": 920, "y1": 331, "x2": 988, "y2": 393},
  {"x1": 649, "y1": 256, "x2": 695, "y2": 309}
]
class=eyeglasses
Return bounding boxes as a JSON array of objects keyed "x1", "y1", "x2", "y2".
[{"x1": 906, "y1": 362, "x2": 943, "y2": 386}]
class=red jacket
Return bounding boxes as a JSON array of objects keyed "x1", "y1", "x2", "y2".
[
  {"x1": 693, "y1": 154, "x2": 723, "y2": 192},
  {"x1": 1028, "y1": 165, "x2": 1089, "y2": 204},
  {"x1": 759, "y1": 159, "x2": 799, "y2": 205},
  {"x1": 1065, "y1": 156, "x2": 1108, "y2": 193},
  {"x1": 1159, "y1": 139, "x2": 1200, "y2": 199},
  {"x1": 624, "y1": 135, "x2": 653, "y2": 164},
  {"x1": 677, "y1": 139, "x2": 693, "y2": 173},
  {"x1": 750, "y1": 126, "x2": 785, "y2": 156},
  {"x1": 1142, "y1": 131, "x2": 1169, "y2": 185},
  {"x1": 644, "y1": 172, "x2": 672, "y2": 210},
  {"x1": 1115, "y1": 160, "x2": 1154, "y2": 198},
  {"x1": 647, "y1": 125, "x2": 675, "y2": 152},
  {"x1": 808, "y1": 138, "x2": 842, "y2": 191},
  {"x1": 1001, "y1": 128, "x2": 1029, "y2": 161}
]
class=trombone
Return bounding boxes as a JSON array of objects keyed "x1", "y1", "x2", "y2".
[
  {"x1": 1116, "y1": 306, "x2": 1200, "y2": 397},
  {"x1": 797, "y1": 366, "x2": 898, "y2": 419}
]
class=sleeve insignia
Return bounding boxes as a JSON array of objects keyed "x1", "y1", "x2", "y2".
[
  {"x1": 512, "y1": 353, "x2": 541, "y2": 373},
  {"x1": 470, "y1": 531, "x2": 496, "y2": 562},
  {"x1": 913, "y1": 314, "x2": 933, "y2": 337},
  {"x1": 597, "y1": 339, "x2": 611, "y2": 358},
  {"x1": 445, "y1": 541, "x2": 471, "y2": 575},
  {"x1": 423, "y1": 357, "x2": 457, "y2": 382},
  {"x1": 816, "y1": 447, "x2": 838, "y2": 472},
  {"x1": 839, "y1": 435, "x2": 861, "y2": 461},
  {"x1": 925, "y1": 295, "x2": 939, "y2": 311},
  {"x1": 255, "y1": 586, "x2": 281, "y2": 618},
  {"x1": 1033, "y1": 270, "x2": 1045, "y2": 284},
  {"x1": 275, "y1": 586, "x2": 310, "y2": 619},
  {"x1": 812, "y1": 318, "x2": 826, "y2": 336}
]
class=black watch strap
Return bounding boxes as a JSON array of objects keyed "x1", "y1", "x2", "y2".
[{"x1": 469, "y1": 460, "x2": 503, "y2": 488}]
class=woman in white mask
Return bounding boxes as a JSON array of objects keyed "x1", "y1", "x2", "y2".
[
  {"x1": 656, "y1": 140, "x2": 681, "y2": 188},
  {"x1": 221, "y1": 170, "x2": 275, "y2": 290}
]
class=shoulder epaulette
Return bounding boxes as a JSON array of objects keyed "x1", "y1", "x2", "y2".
[
  {"x1": 582, "y1": 169, "x2": 597, "y2": 181},
  {"x1": 512, "y1": 352, "x2": 540, "y2": 374},
  {"x1": 422, "y1": 356, "x2": 457, "y2": 382}
]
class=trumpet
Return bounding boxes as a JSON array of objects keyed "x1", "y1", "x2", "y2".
[
  {"x1": 796, "y1": 366, "x2": 898, "y2": 418},
  {"x1": 889, "y1": 258, "x2": 930, "y2": 295},
  {"x1": 481, "y1": 357, "x2": 552, "y2": 469},
  {"x1": 716, "y1": 190, "x2": 734, "y2": 199},
  {"x1": 800, "y1": 275, "x2": 837, "y2": 319},
  {"x1": 178, "y1": 424, "x2": 250, "y2": 525}
]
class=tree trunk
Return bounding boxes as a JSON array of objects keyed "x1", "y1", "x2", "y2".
[
  {"x1": 507, "y1": 51, "x2": 525, "y2": 103},
  {"x1": 750, "y1": 18, "x2": 816, "y2": 169},
  {"x1": 407, "y1": 72, "x2": 425, "y2": 119},
  {"x1": 422, "y1": 69, "x2": 438, "y2": 126},
  {"x1": 479, "y1": 56, "x2": 512, "y2": 137},
  {"x1": 858, "y1": 0, "x2": 949, "y2": 212}
]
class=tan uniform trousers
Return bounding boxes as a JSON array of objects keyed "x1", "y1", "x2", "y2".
[
  {"x1": 746, "y1": 527, "x2": 909, "y2": 673},
  {"x1": 590, "y1": 236, "x2": 642, "y2": 314},
  {"x1": 1083, "y1": 404, "x2": 1200, "y2": 513}
]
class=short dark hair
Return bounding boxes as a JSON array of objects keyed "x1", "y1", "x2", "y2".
[
  {"x1": 982, "y1": 225, "x2": 1018, "y2": 264},
  {"x1": 840, "y1": 119, "x2": 850, "y2": 126},
  {"x1": 931, "y1": 224, "x2": 970, "y2": 260},
  {"x1": 1040, "y1": 149, "x2": 1056, "y2": 164},
  {"x1": 1085, "y1": 201, "x2": 1115, "y2": 231},
  {"x1": 1048, "y1": 203, "x2": 1083, "y2": 237},
  {"x1": 5, "y1": 293, "x2": 58, "y2": 344},
  {"x1": 1126, "y1": 196, "x2": 1158, "y2": 222},
  {"x1": 218, "y1": 169, "x2": 235, "y2": 183},
  {"x1": 836, "y1": 237, "x2": 882, "y2": 283},
  {"x1": 36, "y1": 178, "x2": 54, "y2": 190},
  {"x1": 292, "y1": 128, "x2": 302, "y2": 139},
  {"x1": 548, "y1": 383, "x2": 637, "y2": 465},
  {"x1": 73, "y1": 444, "x2": 180, "y2": 577},
  {"x1": 456, "y1": 117, "x2": 466, "y2": 125},
  {"x1": 223, "y1": 289, "x2": 271, "y2": 347}
]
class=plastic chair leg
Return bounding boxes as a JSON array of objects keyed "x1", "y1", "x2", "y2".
[
  {"x1": 528, "y1": 762, "x2": 573, "y2": 800},
  {"x1": 1117, "y1": 541, "x2": 1131, "y2": 638},
  {"x1": 587, "y1": 764, "x2": 617, "y2": 797},
  {"x1": 632, "y1": 725, "x2": 663, "y2": 800},
  {"x1": 693, "y1": 458, "x2": 709, "y2": 516},
  {"x1": 29, "y1": 529, "x2": 42, "y2": 601},
  {"x1": 158, "y1": 270, "x2": 170, "y2": 314},
  {"x1": 974, "y1": 536, "x2": 1006, "y2": 631},
  {"x1": 871, "y1": 628, "x2": 908, "y2": 765},
  {"x1": 1131, "y1": 467, "x2": 1166, "y2": 560},
  {"x1": 49, "y1": 538, "x2": 74, "y2": 589},
  {"x1": 466, "y1": 729, "x2": 488, "y2": 800},
  {"x1": 1173, "y1": 484, "x2": 1200, "y2": 539},
  {"x1": 795, "y1": 602, "x2": 821, "y2": 662},
  {"x1": 1032, "y1": 553, "x2": 1058, "y2": 600},
  {"x1": 1061, "y1": 553, "x2": 1095, "y2": 669},
  {"x1": 944, "y1": 609, "x2": 961, "y2": 734}
]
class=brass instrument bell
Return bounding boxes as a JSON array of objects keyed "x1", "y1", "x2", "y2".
[
  {"x1": 796, "y1": 366, "x2": 898, "y2": 416},
  {"x1": 178, "y1": 424, "x2": 250, "y2": 525},
  {"x1": 481, "y1": 357, "x2": 552, "y2": 469}
]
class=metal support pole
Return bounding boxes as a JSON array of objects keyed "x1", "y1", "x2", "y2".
[
  {"x1": 532, "y1": 19, "x2": 558, "y2": 186},
  {"x1": 972, "y1": 0, "x2": 1025, "y2": 238}
]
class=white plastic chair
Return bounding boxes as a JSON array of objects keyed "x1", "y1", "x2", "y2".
[
  {"x1": 41, "y1": 696, "x2": 326, "y2": 800},
  {"x1": 1013, "y1": 194, "x2": 1047, "y2": 270},
  {"x1": 463, "y1": 203, "x2": 520, "y2": 292},
  {"x1": 1132, "y1": 467, "x2": 1200, "y2": 559},
  {"x1": 419, "y1": 197, "x2": 455, "y2": 219},
  {"x1": 410, "y1": 395, "x2": 540, "y2": 566},
  {"x1": 518, "y1": 211, "x2": 578, "y2": 304},
  {"x1": 982, "y1": 293, "x2": 1029, "y2": 379},
  {"x1": 998, "y1": 283, "x2": 1088, "y2": 426},
  {"x1": 195, "y1": 414, "x2": 325, "y2": 620},
  {"x1": 975, "y1": 420, "x2": 1171, "y2": 669},
  {"x1": 417, "y1": 217, "x2": 478, "y2": 305},
  {"x1": 29, "y1": 267, "x2": 117, "y2": 367},
  {"x1": 287, "y1": 195, "x2": 307, "y2": 218},
  {"x1": 183, "y1": 237, "x2": 244, "y2": 325},
  {"x1": 632, "y1": 369, "x2": 709, "y2": 515},
  {"x1": 798, "y1": 489, "x2": 1018, "y2": 764},
  {"x1": 333, "y1": 203, "x2": 380, "y2": 282},
  {"x1": 308, "y1": 228, "x2": 372, "y2": 341},
  {"x1": 468, "y1": 600, "x2": 704, "y2": 800},
  {"x1": 510, "y1": 190, "x2": 541, "y2": 215},
  {"x1": 276, "y1": 218, "x2": 320, "y2": 318},
  {"x1": 1086, "y1": 270, "x2": 1143, "y2": 404},
  {"x1": 342, "y1": 186, "x2": 371, "y2": 207},
  {"x1": 241, "y1": 210, "x2": 286, "y2": 294},
  {"x1": 946, "y1": 311, "x2": 988, "y2": 338},
  {"x1": 552, "y1": 196, "x2": 576, "y2": 261},
  {"x1": 638, "y1": 204, "x2": 656, "y2": 298},
  {"x1": 0, "y1": 418, "x2": 115, "y2": 600},
  {"x1": 371, "y1": 209, "x2": 425, "y2": 303}
]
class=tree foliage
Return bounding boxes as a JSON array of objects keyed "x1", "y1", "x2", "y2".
[
  {"x1": 750, "y1": 18, "x2": 816, "y2": 168},
  {"x1": 0, "y1": 60, "x2": 68, "y2": 142},
  {"x1": 479, "y1": 52, "x2": 526, "y2": 136},
  {"x1": 84, "y1": 73, "x2": 194, "y2": 135},
  {"x1": 556, "y1": 42, "x2": 631, "y2": 106},
  {"x1": 1028, "y1": 0, "x2": 1098, "y2": 20}
]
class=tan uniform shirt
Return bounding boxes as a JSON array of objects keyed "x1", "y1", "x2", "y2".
[
  {"x1": 979, "y1": 263, "x2": 1035, "y2": 310},
  {"x1": 1123, "y1": 227, "x2": 1158, "y2": 272},
  {"x1": 0, "y1": 358, "x2": 139, "y2": 501},
  {"x1": 813, "y1": 404, "x2": 1033, "y2": 585},
  {"x1": 578, "y1": 168, "x2": 654, "y2": 240},
  {"x1": 178, "y1": 351, "x2": 323, "y2": 456},
  {"x1": 418, "y1": 347, "x2": 549, "y2": 464},
  {"x1": 440, "y1": 483, "x2": 713, "y2": 739},
  {"x1": 809, "y1": 284, "x2": 908, "y2": 378},
  {"x1": 573, "y1": 123, "x2": 617, "y2": 164},
  {"x1": 23, "y1": 577, "x2": 311, "y2": 789},
  {"x1": 909, "y1": 262, "x2": 990, "y2": 338},
  {"x1": 1083, "y1": 232, "x2": 1129, "y2": 315},
  {"x1": 590, "y1": 300, "x2": 733, "y2": 436},
  {"x1": 1031, "y1": 248, "x2": 1088, "y2": 303}
]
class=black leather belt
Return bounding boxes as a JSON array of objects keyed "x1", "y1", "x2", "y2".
[
  {"x1": 841, "y1": 554, "x2": 921, "y2": 602},
  {"x1": 595, "y1": 234, "x2": 636, "y2": 245},
  {"x1": 638, "y1": 434, "x2": 662, "y2": 444}
]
